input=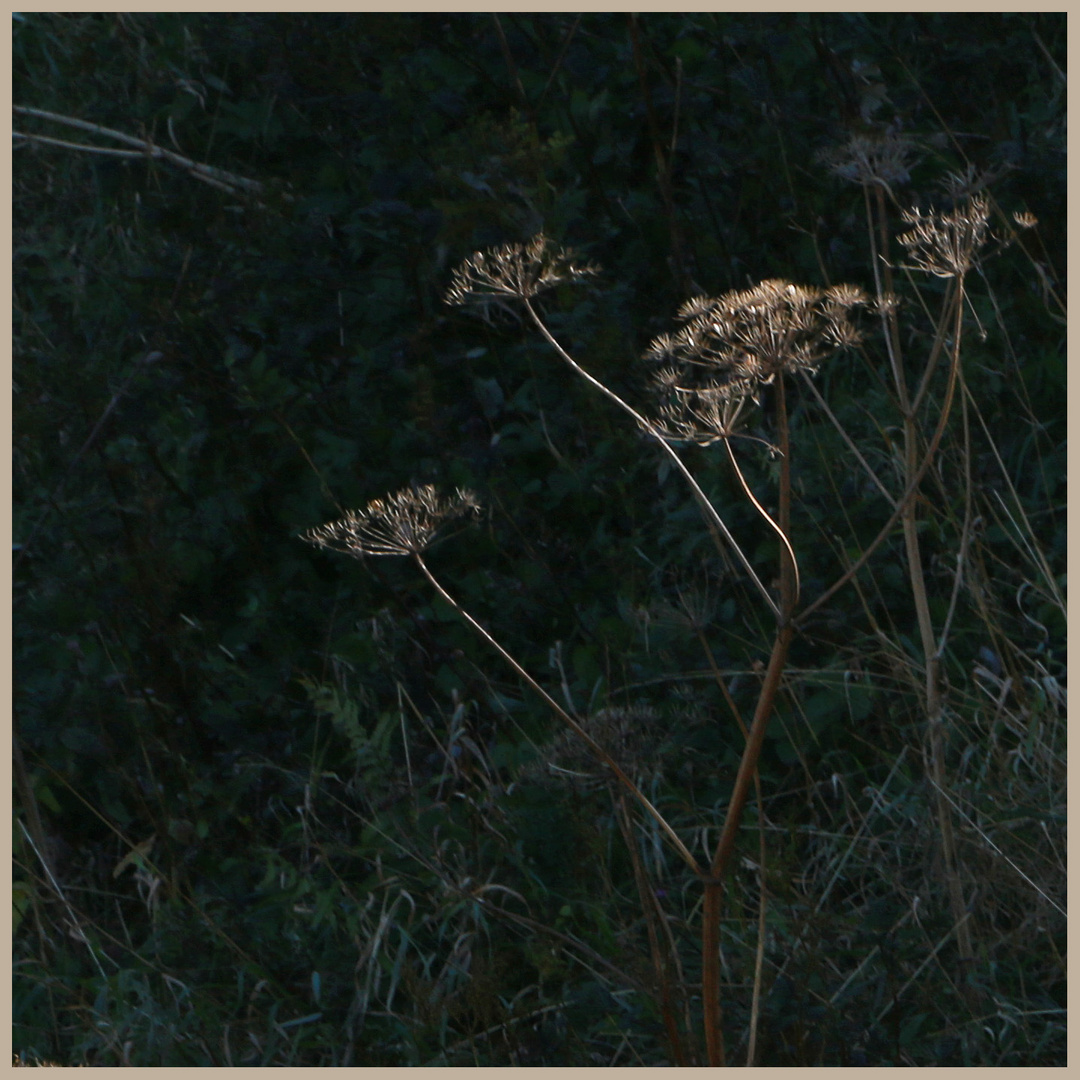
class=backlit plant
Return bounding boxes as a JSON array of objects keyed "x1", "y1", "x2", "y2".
[{"x1": 306, "y1": 232, "x2": 892, "y2": 1064}]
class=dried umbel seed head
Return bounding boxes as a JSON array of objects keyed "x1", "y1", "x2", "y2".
[
  {"x1": 445, "y1": 233, "x2": 600, "y2": 310},
  {"x1": 871, "y1": 291, "x2": 902, "y2": 318},
  {"x1": 818, "y1": 132, "x2": 920, "y2": 189},
  {"x1": 645, "y1": 278, "x2": 869, "y2": 442},
  {"x1": 664, "y1": 279, "x2": 867, "y2": 381},
  {"x1": 529, "y1": 704, "x2": 664, "y2": 787},
  {"x1": 657, "y1": 386, "x2": 752, "y2": 447},
  {"x1": 898, "y1": 193, "x2": 990, "y2": 278},
  {"x1": 302, "y1": 485, "x2": 481, "y2": 558}
]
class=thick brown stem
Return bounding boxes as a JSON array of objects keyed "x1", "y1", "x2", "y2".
[
  {"x1": 701, "y1": 881, "x2": 727, "y2": 1067},
  {"x1": 693, "y1": 625, "x2": 769, "y2": 1068},
  {"x1": 701, "y1": 622, "x2": 794, "y2": 1066},
  {"x1": 702, "y1": 375, "x2": 798, "y2": 1066}
]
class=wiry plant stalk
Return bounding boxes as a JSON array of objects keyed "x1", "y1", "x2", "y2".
[
  {"x1": 410, "y1": 551, "x2": 701, "y2": 875},
  {"x1": 615, "y1": 789, "x2": 690, "y2": 1065},
  {"x1": 823, "y1": 162, "x2": 996, "y2": 971},
  {"x1": 903, "y1": 285, "x2": 974, "y2": 964},
  {"x1": 891, "y1": 193, "x2": 992, "y2": 966},
  {"x1": 301, "y1": 486, "x2": 703, "y2": 879},
  {"x1": 521, "y1": 296, "x2": 781, "y2": 621}
]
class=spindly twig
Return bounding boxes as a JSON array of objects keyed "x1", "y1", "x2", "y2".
[{"x1": 14, "y1": 104, "x2": 267, "y2": 197}]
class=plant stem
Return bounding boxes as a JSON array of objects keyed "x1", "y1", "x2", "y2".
[
  {"x1": 700, "y1": 620, "x2": 794, "y2": 1067},
  {"x1": 724, "y1": 437, "x2": 801, "y2": 607},
  {"x1": 411, "y1": 552, "x2": 702, "y2": 876},
  {"x1": 869, "y1": 168, "x2": 973, "y2": 964},
  {"x1": 899, "y1": 283, "x2": 974, "y2": 963},
  {"x1": 794, "y1": 309, "x2": 964, "y2": 631},
  {"x1": 615, "y1": 791, "x2": 690, "y2": 1065},
  {"x1": 523, "y1": 299, "x2": 781, "y2": 621},
  {"x1": 700, "y1": 375, "x2": 799, "y2": 1067},
  {"x1": 693, "y1": 623, "x2": 769, "y2": 1068}
]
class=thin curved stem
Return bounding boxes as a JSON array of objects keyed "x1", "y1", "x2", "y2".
[
  {"x1": 795, "y1": 281, "x2": 965, "y2": 630},
  {"x1": 724, "y1": 436, "x2": 801, "y2": 609},
  {"x1": 523, "y1": 298, "x2": 780, "y2": 622},
  {"x1": 412, "y1": 552, "x2": 703, "y2": 877}
]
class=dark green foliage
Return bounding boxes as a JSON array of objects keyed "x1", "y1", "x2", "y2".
[{"x1": 14, "y1": 13, "x2": 1064, "y2": 1066}]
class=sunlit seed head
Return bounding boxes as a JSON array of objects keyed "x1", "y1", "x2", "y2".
[
  {"x1": 444, "y1": 233, "x2": 600, "y2": 309},
  {"x1": 898, "y1": 193, "x2": 990, "y2": 278},
  {"x1": 302, "y1": 485, "x2": 481, "y2": 559},
  {"x1": 872, "y1": 291, "x2": 901, "y2": 318},
  {"x1": 645, "y1": 276, "x2": 867, "y2": 444},
  {"x1": 824, "y1": 283, "x2": 869, "y2": 307},
  {"x1": 644, "y1": 333, "x2": 679, "y2": 364},
  {"x1": 677, "y1": 295, "x2": 718, "y2": 321}
]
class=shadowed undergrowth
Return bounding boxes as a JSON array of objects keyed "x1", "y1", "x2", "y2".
[{"x1": 14, "y1": 12, "x2": 1064, "y2": 1066}]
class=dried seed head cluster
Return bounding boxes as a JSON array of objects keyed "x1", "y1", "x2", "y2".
[
  {"x1": 302, "y1": 485, "x2": 480, "y2": 558},
  {"x1": 444, "y1": 233, "x2": 599, "y2": 310},
  {"x1": 652, "y1": 381, "x2": 753, "y2": 448},
  {"x1": 527, "y1": 704, "x2": 664, "y2": 788},
  {"x1": 937, "y1": 163, "x2": 1014, "y2": 204},
  {"x1": 818, "y1": 132, "x2": 920, "y2": 189},
  {"x1": 897, "y1": 193, "x2": 990, "y2": 278},
  {"x1": 646, "y1": 279, "x2": 869, "y2": 444}
]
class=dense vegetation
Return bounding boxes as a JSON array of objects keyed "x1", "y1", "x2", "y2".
[{"x1": 13, "y1": 13, "x2": 1065, "y2": 1066}]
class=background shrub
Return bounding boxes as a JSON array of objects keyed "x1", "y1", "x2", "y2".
[{"x1": 14, "y1": 13, "x2": 1064, "y2": 1065}]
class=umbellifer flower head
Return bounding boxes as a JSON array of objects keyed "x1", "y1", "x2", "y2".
[
  {"x1": 897, "y1": 193, "x2": 990, "y2": 278},
  {"x1": 302, "y1": 485, "x2": 481, "y2": 558},
  {"x1": 445, "y1": 233, "x2": 599, "y2": 309},
  {"x1": 818, "y1": 132, "x2": 920, "y2": 189},
  {"x1": 646, "y1": 278, "x2": 868, "y2": 444}
]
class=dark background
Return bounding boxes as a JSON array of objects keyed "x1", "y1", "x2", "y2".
[{"x1": 13, "y1": 13, "x2": 1065, "y2": 1066}]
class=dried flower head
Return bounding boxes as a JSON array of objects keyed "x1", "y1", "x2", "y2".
[
  {"x1": 871, "y1": 291, "x2": 902, "y2": 318},
  {"x1": 938, "y1": 163, "x2": 1012, "y2": 203},
  {"x1": 643, "y1": 280, "x2": 864, "y2": 444},
  {"x1": 818, "y1": 132, "x2": 920, "y2": 189},
  {"x1": 302, "y1": 485, "x2": 481, "y2": 558},
  {"x1": 1013, "y1": 210, "x2": 1038, "y2": 230},
  {"x1": 658, "y1": 387, "x2": 753, "y2": 447},
  {"x1": 445, "y1": 233, "x2": 599, "y2": 310},
  {"x1": 898, "y1": 193, "x2": 990, "y2": 278},
  {"x1": 527, "y1": 704, "x2": 664, "y2": 788},
  {"x1": 645, "y1": 278, "x2": 868, "y2": 443}
]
